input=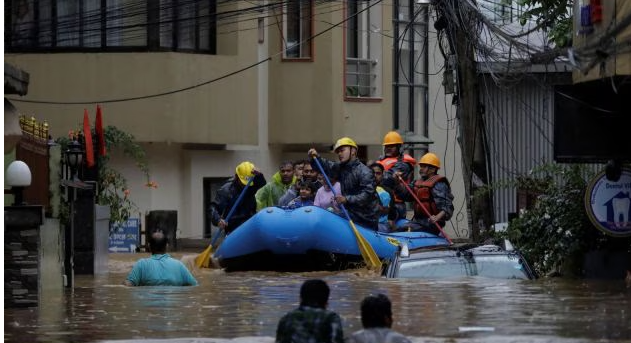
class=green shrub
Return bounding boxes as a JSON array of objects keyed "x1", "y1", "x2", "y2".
[{"x1": 496, "y1": 164, "x2": 608, "y2": 277}]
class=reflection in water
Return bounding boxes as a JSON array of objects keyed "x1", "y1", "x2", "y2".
[{"x1": 3, "y1": 253, "x2": 631, "y2": 343}]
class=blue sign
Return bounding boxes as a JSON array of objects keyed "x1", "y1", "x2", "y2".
[
  {"x1": 585, "y1": 168, "x2": 631, "y2": 237},
  {"x1": 109, "y1": 218, "x2": 140, "y2": 253}
]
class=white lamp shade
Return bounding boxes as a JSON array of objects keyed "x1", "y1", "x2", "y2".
[{"x1": 6, "y1": 160, "x2": 32, "y2": 187}]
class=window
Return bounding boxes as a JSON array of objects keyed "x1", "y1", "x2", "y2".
[
  {"x1": 345, "y1": 0, "x2": 381, "y2": 98},
  {"x1": 282, "y1": 0, "x2": 312, "y2": 59},
  {"x1": 5, "y1": 0, "x2": 217, "y2": 53},
  {"x1": 479, "y1": 0, "x2": 522, "y2": 24},
  {"x1": 9, "y1": 0, "x2": 36, "y2": 47}
]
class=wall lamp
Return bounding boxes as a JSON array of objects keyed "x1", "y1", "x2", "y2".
[{"x1": 6, "y1": 160, "x2": 32, "y2": 206}]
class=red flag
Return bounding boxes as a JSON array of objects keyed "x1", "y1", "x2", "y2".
[
  {"x1": 83, "y1": 109, "x2": 95, "y2": 168},
  {"x1": 95, "y1": 104, "x2": 106, "y2": 156}
]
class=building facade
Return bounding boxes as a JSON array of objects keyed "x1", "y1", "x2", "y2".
[{"x1": 5, "y1": 0, "x2": 468, "y2": 240}]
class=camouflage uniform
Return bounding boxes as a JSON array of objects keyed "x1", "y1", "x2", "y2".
[{"x1": 276, "y1": 305, "x2": 344, "y2": 343}]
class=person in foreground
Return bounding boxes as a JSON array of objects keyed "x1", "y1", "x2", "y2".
[
  {"x1": 276, "y1": 279, "x2": 344, "y2": 343},
  {"x1": 347, "y1": 294, "x2": 411, "y2": 343},
  {"x1": 308, "y1": 137, "x2": 380, "y2": 230},
  {"x1": 124, "y1": 230, "x2": 198, "y2": 286}
]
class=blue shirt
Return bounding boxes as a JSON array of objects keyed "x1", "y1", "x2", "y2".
[
  {"x1": 126, "y1": 254, "x2": 198, "y2": 286},
  {"x1": 376, "y1": 186, "x2": 391, "y2": 224}
]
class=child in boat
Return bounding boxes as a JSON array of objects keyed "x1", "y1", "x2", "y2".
[
  {"x1": 308, "y1": 137, "x2": 380, "y2": 230},
  {"x1": 286, "y1": 180, "x2": 317, "y2": 209},
  {"x1": 314, "y1": 173, "x2": 341, "y2": 213}
]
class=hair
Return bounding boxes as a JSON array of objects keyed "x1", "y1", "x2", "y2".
[
  {"x1": 299, "y1": 279, "x2": 330, "y2": 308},
  {"x1": 360, "y1": 294, "x2": 392, "y2": 328},
  {"x1": 297, "y1": 180, "x2": 317, "y2": 194},
  {"x1": 368, "y1": 162, "x2": 385, "y2": 172},
  {"x1": 293, "y1": 159, "x2": 308, "y2": 168},
  {"x1": 148, "y1": 229, "x2": 168, "y2": 253},
  {"x1": 279, "y1": 160, "x2": 294, "y2": 169}
]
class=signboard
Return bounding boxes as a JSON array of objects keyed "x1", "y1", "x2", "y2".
[
  {"x1": 109, "y1": 218, "x2": 140, "y2": 253},
  {"x1": 585, "y1": 168, "x2": 631, "y2": 237}
]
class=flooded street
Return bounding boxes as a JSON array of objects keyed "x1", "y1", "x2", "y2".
[{"x1": 4, "y1": 252, "x2": 631, "y2": 343}]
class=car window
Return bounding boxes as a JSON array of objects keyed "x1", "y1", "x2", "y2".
[
  {"x1": 473, "y1": 255, "x2": 530, "y2": 279},
  {"x1": 396, "y1": 254, "x2": 531, "y2": 280},
  {"x1": 398, "y1": 258, "x2": 468, "y2": 278}
]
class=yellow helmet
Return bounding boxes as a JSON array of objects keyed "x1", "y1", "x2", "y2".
[
  {"x1": 333, "y1": 137, "x2": 358, "y2": 152},
  {"x1": 235, "y1": 161, "x2": 255, "y2": 185},
  {"x1": 419, "y1": 153, "x2": 440, "y2": 169},
  {"x1": 382, "y1": 131, "x2": 404, "y2": 146}
]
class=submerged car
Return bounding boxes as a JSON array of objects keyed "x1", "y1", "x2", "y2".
[{"x1": 382, "y1": 241, "x2": 536, "y2": 280}]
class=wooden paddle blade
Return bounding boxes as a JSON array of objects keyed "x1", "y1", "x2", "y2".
[
  {"x1": 350, "y1": 221, "x2": 382, "y2": 270},
  {"x1": 194, "y1": 244, "x2": 213, "y2": 268}
]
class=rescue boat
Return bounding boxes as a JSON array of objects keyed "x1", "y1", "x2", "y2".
[{"x1": 213, "y1": 205, "x2": 449, "y2": 272}]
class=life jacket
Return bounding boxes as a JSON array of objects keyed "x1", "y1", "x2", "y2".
[
  {"x1": 377, "y1": 154, "x2": 416, "y2": 171},
  {"x1": 412, "y1": 175, "x2": 447, "y2": 218},
  {"x1": 378, "y1": 154, "x2": 416, "y2": 203}
]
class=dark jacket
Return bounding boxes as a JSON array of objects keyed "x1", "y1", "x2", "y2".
[
  {"x1": 379, "y1": 156, "x2": 415, "y2": 190},
  {"x1": 209, "y1": 173, "x2": 266, "y2": 233},
  {"x1": 312, "y1": 157, "x2": 379, "y2": 229}
]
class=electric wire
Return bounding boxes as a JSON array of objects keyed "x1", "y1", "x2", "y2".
[{"x1": 9, "y1": 0, "x2": 383, "y2": 105}]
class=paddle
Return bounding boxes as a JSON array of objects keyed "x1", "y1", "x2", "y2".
[
  {"x1": 395, "y1": 174, "x2": 453, "y2": 244},
  {"x1": 195, "y1": 176, "x2": 253, "y2": 268},
  {"x1": 312, "y1": 157, "x2": 382, "y2": 270}
]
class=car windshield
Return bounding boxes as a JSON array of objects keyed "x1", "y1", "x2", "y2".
[{"x1": 397, "y1": 253, "x2": 530, "y2": 279}]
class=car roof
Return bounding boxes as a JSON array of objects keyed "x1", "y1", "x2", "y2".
[
  {"x1": 384, "y1": 242, "x2": 537, "y2": 280},
  {"x1": 404, "y1": 243, "x2": 507, "y2": 257}
]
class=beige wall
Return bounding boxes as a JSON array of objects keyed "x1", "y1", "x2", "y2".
[
  {"x1": 4, "y1": 1, "x2": 469, "y2": 241},
  {"x1": 4, "y1": 1, "x2": 261, "y2": 146},
  {"x1": 107, "y1": 143, "x2": 269, "y2": 239},
  {"x1": 572, "y1": 1, "x2": 631, "y2": 83},
  {"x1": 268, "y1": 1, "x2": 394, "y2": 147},
  {"x1": 4, "y1": 52, "x2": 260, "y2": 145}
]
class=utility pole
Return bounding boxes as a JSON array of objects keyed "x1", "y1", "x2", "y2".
[{"x1": 441, "y1": 0, "x2": 494, "y2": 240}]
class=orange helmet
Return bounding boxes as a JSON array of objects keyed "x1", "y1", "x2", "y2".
[
  {"x1": 419, "y1": 153, "x2": 440, "y2": 169},
  {"x1": 382, "y1": 131, "x2": 404, "y2": 146}
]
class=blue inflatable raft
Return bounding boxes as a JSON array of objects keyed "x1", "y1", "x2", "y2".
[{"x1": 213, "y1": 206, "x2": 449, "y2": 272}]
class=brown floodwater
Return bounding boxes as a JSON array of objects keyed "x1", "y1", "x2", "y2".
[{"x1": 4, "y1": 252, "x2": 631, "y2": 343}]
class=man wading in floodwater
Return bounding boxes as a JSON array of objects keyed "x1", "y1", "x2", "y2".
[{"x1": 124, "y1": 230, "x2": 198, "y2": 286}]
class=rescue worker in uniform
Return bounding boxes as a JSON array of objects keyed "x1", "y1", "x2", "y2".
[
  {"x1": 376, "y1": 131, "x2": 417, "y2": 220},
  {"x1": 394, "y1": 152, "x2": 454, "y2": 235},
  {"x1": 308, "y1": 137, "x2": 380, "y2": 230},
  {"x1": 209, "y1": 161, "x2": 266, "y2": 234}
]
